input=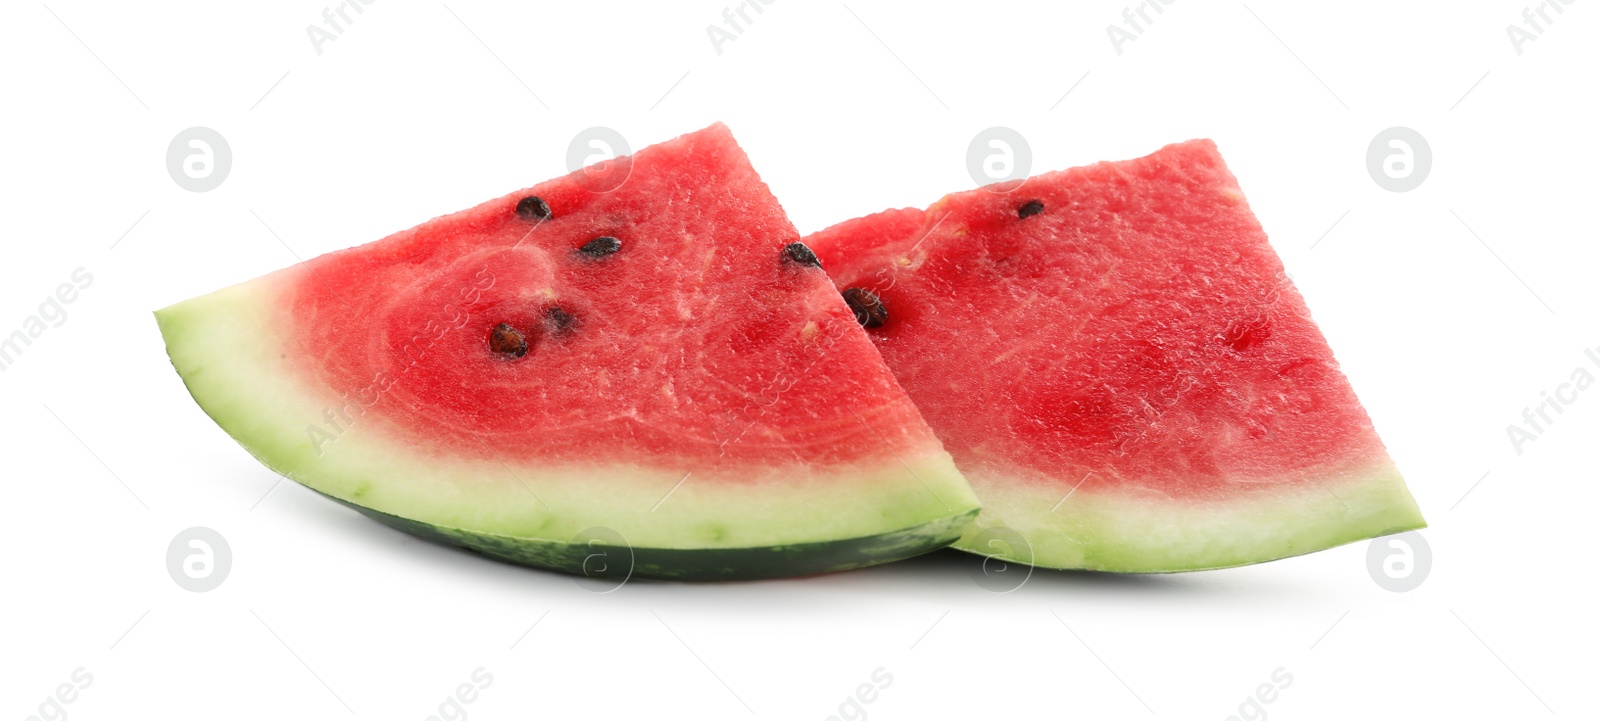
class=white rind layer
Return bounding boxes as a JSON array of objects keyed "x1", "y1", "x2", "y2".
[{"x1": 953, "y1": 462, "x2": 1424, "y2": 572}]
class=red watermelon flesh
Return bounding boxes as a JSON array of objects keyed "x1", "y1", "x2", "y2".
[
  {"x1": 156, "y1": 124, "x2": 978, "y2": 580},
  {"x1": 806, "y1": 139, "x2": 1424, "y2": 572}
]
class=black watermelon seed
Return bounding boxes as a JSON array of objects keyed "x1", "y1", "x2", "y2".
[
  {"x1": 579, "y1": 236, "x2": 622, "y2": 258},
  {"x1": 783, "y1": 242, "x2": 821, "y2": 268},
  {"x1": 1018, "y1": 199, "x2": 1045, "y2": 218},
  {"x1": 489, "y1": 323, "x2": 528, "y2": 357},
  {"x1": 841, "y1": 287, "x2": 888, "y2": 329},
  {"x1": 515, "y1": 196, "x2": 552, "y2": 221},
  {"x1": 543, "y1": 306, "x2": 576, "y2": 336}
]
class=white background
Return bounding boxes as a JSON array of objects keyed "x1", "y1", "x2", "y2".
[{"x1": 2, "y1": 1, "x2": 1595, "y2": 719}]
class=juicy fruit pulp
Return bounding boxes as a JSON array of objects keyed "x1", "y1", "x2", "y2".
[
  {"x1": 805, "y1": 140, "x2": 1424, "y2": 572},
  {"x1": 157, "y1": 124, "x2": 978, "y2": 580}
]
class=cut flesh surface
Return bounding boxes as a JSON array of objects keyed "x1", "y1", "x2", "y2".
[
  {"x1": 805, "y1": 140, "x2": 1424, "y2": 572},
  {"x1": 157, "y1": 124, "x2": 978, "y2": 580}
]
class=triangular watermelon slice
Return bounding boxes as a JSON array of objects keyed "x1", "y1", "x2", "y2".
[
  {"x1": 157, "y1": 124, "x2": 978, "y2": 580},
  {"x1": 805, "y1": 140, "x2": 1424, "y2": 572}
]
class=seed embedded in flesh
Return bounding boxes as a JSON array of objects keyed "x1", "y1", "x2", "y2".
[
  {"x1": 1018, "y1": 199, "x2": 1045, "y2": 218},
  {"x1": 841, "y1": 287, "x2": 888, "y2": 328},
  {"x1": 543, "y1": 306, "x2": 576, "y2": 336},
  {"x1": 783, "y1": 242, "x2": 821, "y2": 268},
  {"x1": 515, "y1": 196, "x2": 552, "y2": 221},
  {"x1": 579, "y1": 236, "x2": 622, "y2": 257},
  {"x1": 1224, "y1": 319, "x2": 1271, "y2": 351},
  {"x1": 489, "y1": 323, "x2": 528, "y2": 357}
]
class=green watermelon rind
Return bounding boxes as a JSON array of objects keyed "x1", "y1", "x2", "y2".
[
  {"x1": 952, "y1": 461, "x2": 1425, "y2": 573},
  {"x1": 324, "y1": 491, "x2": 978, "y2": 581}
]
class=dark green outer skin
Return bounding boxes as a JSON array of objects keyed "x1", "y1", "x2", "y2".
[{"x1": 320, "y1": 492, "x2": 979, "y2": 581}]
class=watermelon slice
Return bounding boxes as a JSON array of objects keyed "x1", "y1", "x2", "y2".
[
  {"x1": 157, "y1": 124, "x2": 979, "y2": 580},
  {"x1": 805, "y1": 140, "x2": 1425, "y2": 572}
]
